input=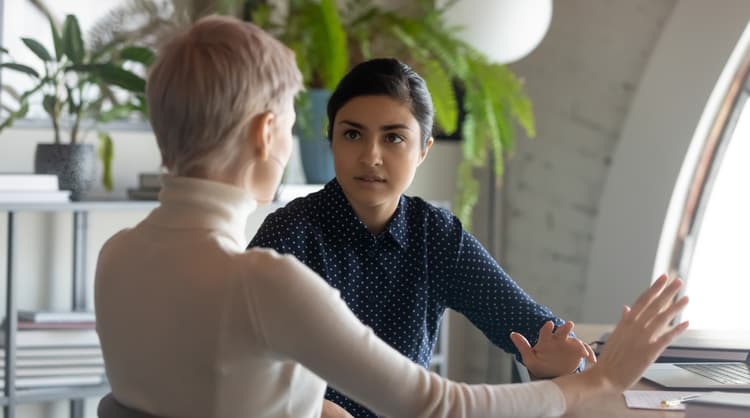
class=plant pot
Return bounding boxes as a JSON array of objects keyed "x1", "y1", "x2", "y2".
[
  {"x1": 296, "y1": 89, "x2": 335, "y2": 184},
  {"x1": 34, "y1": 143, "x2": 96, "y2": 201}
]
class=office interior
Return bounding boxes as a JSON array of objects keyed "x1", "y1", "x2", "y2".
[{"x1": 0, "y1": 0, "x2": 748, "y2": 416}]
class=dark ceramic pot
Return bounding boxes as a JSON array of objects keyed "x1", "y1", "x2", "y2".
[{"x1": 34, "y1": 143, "x2": 96, "y2": 201}]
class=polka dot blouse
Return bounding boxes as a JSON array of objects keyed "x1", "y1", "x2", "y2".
[{"x1": 248, "y1": 179, "x2": 564, "y2": 418}]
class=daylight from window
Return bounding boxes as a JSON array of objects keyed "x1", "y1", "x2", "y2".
[{"x1": 682, "y1": 95, "x2": 750, "y2": 329}]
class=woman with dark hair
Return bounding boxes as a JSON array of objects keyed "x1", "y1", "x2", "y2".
[{"x1": 250, "y1": 58, "x2": 598, "y2": 417}]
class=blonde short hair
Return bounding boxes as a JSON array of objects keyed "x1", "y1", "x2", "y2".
[{"x1": 146, "y1": 15, "x2": 303, "y2": 175}]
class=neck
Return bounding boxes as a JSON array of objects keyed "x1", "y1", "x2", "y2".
[{"x1": 348, "y1": 197, "x2": 399, "y2": 235}]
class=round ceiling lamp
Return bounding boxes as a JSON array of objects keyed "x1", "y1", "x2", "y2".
[{"x1": 438, "y1": 0, "x2": 553, "y2": 64}]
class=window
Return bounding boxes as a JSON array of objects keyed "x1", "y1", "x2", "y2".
[{"x1": 671, "y1": 57, "x2": 750, "y2": 330}]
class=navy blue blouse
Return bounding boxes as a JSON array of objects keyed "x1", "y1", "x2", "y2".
[{"x1": 249, "y1": 179, "x2": 564, "y2": 418}]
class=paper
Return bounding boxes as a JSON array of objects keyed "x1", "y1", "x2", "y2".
[{"x1": 623, "y1": 390, "x2": 703, "y2": 411}]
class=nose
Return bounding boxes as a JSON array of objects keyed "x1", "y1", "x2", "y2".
[{"x1": 359, "y1": 137, "x2": 383, "y2": 167}]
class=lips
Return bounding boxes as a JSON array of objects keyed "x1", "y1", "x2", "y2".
[{"x1": 354, "y1": 175, "x2": 386, "y2": 183}]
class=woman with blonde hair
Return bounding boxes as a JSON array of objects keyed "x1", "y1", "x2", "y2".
[{"x1": 95, "y1": 15, "x2": 689, "y2": 418}]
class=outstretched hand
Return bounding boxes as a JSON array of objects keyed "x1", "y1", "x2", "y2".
[
  {"x1": 589, "y1": 274, "x2": 689, "y2": 392},
  {"x1": 511, "y1": 320, "x2": 597, "y2": 378}
]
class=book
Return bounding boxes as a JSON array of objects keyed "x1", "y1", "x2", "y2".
[
  {"x1": 597, "y1": 329, "x2": 750, "y2": 362},
  {"x1": 127, "y1": 188, "x2": 160, "y2": 201},
  {"x1": 0, "y1": 365, "x2": 105, "y2": 378},
  {"x1": 138, "y1": 172, "x2": 163, "y2": 190},
  {"x1": 0, "y1": 190, "x2": 71, "y2": 203},
  {"x1": 16, "y1": 321, "x2": 96, "y2": 330},
  {"x1": 0, "y1": 174, "x2": 59, "y2": 191},
  {"x1": 0, "y1": 356, "x2": 103, "y2": 368},
  {"x1": 18, "y1": 310, "x2": 95, "y2": 323},
  {"x1": 0, "y1": 329, "x2": 99, "y2": 348},
  {"x1": 0, "y1": 374, "x2": 105, "y2": 390},
  {"x1": 659, "y1": 329, "x2": 750, "y2": 362},
  {"x1": 685, "y1": 391, "x2": 750, "y2": 418},
  {"x1": 0, "y1": 347, "x2": 102, "y2": 358}
]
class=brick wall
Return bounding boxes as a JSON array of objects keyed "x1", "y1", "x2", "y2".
[{"x1": 455, "y1": 0, "x2": 679, "y2": 383}]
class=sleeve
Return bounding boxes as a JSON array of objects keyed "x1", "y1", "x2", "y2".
[
  {"x1": 242, "y1": 252, "x2": 567, "y2": 418},
  {"x1": 441, "y1": 226, "x2": 566, "y2": 362}
]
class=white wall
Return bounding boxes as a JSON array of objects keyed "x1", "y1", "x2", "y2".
[{"x1": 584, "y1": 0, "x2": 750, "y2": 323}]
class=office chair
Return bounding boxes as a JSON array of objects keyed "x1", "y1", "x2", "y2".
[{"x1": 98, "y1": 393, "x2": 161, "y2": 418}]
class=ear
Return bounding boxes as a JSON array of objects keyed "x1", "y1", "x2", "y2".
[
  {"x1": 417, "y1": 136, "x2": 434, "y2": 166},
  {"x1": 248, "y1": 111, "x2": 276, "y2": 161}
]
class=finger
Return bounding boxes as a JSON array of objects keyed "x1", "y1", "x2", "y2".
[
  {"x1": 620, "y1": 305, "x2": 632, "y2": 322},
  {"x1": 639, "y1": 279, "x2": 683, "y2": 325},
  {"x1": 536, "y1": 321, "x2": 555, "y2": 344},
  {"x1": 555, "y1": 320, "x2": 575, "y2": 337},
  {"x1": 510, "y1": 332, "x2": 534, "y2": 360},
  {"x1": 646, "y1": 295, "x2": 689, "y2": 334},
  {"x1": 584, "y1": 342, "x2": 597, "y2": 364},
  {"x1": 655, "y1": 320, "x2": 690, "y2": 348},
  {"x1": 630, "y1": 274, "x2": 669, "y2": 315}
]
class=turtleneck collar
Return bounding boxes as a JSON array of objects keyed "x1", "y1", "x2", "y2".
[{"x1": 145, "y1": 175, "x2": 257, "y2": 247}]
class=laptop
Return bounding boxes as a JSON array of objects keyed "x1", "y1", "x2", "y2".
[
  {"x1": 643, "y1": 359, "x2": 750, "y2": 390},
  {"x1": 642, "y1": 329, "x2": 750, "y2": 390}
]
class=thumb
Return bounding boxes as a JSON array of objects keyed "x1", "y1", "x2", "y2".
[{"x1": 510, "y1": 331, "x2": 534, "y2": 359}]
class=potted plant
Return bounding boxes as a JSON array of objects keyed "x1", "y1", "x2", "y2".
[
  {"x1": 341, "y1": 0, "x2": 535, "y2": 229},
  {"x1": 249, "y1": 0, "x2": 348, "y2": 184},
  {"x1": 0, "y1": 12, "x2": 150, "y2": 200}
]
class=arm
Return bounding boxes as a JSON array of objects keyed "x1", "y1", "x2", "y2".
[
  {"x1": 442, "y1": 229, "x2": 587, "y2": 376},
  {"x1": 245, "y1": 251, "x2": 568, "y2": 418}
]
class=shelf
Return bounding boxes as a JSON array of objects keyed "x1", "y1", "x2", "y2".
[
  {"x1": 0, "y1": 383, "x2": 109, "y2": 405},
  {"x1": 0, "y1": 200, "x2": 158, "y2": 212}
]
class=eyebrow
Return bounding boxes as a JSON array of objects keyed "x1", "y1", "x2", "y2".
[{"x1": 338, "y1": 120, "x2": 412, "y2": 131}]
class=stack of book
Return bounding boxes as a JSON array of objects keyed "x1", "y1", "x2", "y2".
[
  {"x1": 0, "y1": 310, "x2": 105, "y2": 389},
  {"x1": 0, "y1": 174, "x2": 70, "y2": 203},
  {"x1": 127, "y1": 172, "x2": 162, "y2": 200}
]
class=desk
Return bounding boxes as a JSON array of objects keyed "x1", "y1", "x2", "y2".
[{"x1": 560, "y1": 324, "x2": 684, "y2": 417}]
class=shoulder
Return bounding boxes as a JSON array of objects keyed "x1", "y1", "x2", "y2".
[
  {"x1": 261, "y1": 184, "x2": 332, "y2": 227},
  {"x1": 239, "y1": 247, "x2": 335, "y2": 298},
  {"x1": 403, "y1": 195, "x2": 463, "y2": 234}
]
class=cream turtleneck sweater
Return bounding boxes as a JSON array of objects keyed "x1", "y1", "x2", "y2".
[{"x1": 94, "y1": 175, "x2": 567, "y2": 418}]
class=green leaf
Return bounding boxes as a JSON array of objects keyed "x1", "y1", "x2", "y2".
[
  {"x1": 453, "y1": 160, "x2": 479, "y2": 230},
  {"x1": 49, "y1": 16, "x2": 63, "y2": 60},
  {"x1": 98, "y1": 132, "x2": 114, "y2": 191},
  {"x1": 93, "y1": 64, "x2": 146, "y2": 93},
  {"x1": 316, "y1": 0, "x2": 348, "y2": 89},
  {"x1": 62, "y1": 15, "x2": 85, "y2": 65},
  {"x1": 21, "y1": 38, "x2": 53, "y2": 62},
  {"x1": 0, "y1": 63, "x2": 40, "y2": 78},
  {"x1": 422, "y1": 60, "x2": 457, "y2": 135},
  {"x1": 42, "y1": 94, "x2": 57, "y2": 116},
  {"x1": 119, "y1": 46, "x2": 154, "y2": 66}
]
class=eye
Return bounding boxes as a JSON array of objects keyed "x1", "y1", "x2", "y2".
[
  {"x1": 385, "y1": 133, "x2": 405, "y2": 144},
  {"x1": 343, "y1": 129, "x2": 360, "y2": 140}
]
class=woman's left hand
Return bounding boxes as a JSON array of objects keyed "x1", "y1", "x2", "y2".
[{"x1": 510, "y1": 320, "x2": 597, "y2": 378}]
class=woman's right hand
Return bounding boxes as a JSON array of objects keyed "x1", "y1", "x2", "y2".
[
  {"x1": 591, "y1": 274, "x2": 689, "y2": 392},
  {"x1": 553, "y1": 274, "x2": 689, "y2": 410}
]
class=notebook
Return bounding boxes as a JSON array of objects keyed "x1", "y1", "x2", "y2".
[{"x1": 642, "y1": 359, "x2": 750, "y2": 390}]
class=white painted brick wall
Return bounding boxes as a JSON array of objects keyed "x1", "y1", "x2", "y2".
[{"x1": 458, "y1": 0, "x2": 680, "y2": 383}]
